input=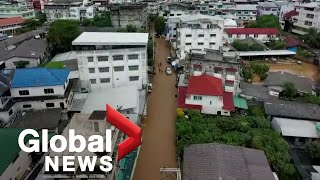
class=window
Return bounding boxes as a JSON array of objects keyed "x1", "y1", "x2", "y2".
[
  {"x1": 306, "y1": 14, "x2": 314, "y2": 19},
  {"x1": 129, "y1": 76, "x2": 139, "y2": 81},
  {"x1": 237, "y1": 34, "x2": 240, "y2": 38},
  {"x1": 23, "y1": 104, "x2": 32, "y2": 108},
  {"x1": 90, "y1": 79, "x2": 96, "y2": 84},
  {"x1": 252, "y1": 11, "x2": 256, "y2": 14},
  {"x1": 186, "y1": 34, "x2": 192, "y2": 37},
  {"x1": 87, "y1": 57, "x2": 94, "y2": 62},
  {"x1": 193, "y1": 96, "x2": 202, "y2": 100},
  {"x1": 246, "y1": 35, "x2": 249, "y2": 38},
  {"x1": 113, "y1": 55, "x2": 123, "y2": 61},
  {"x1": 114, "y1": 66, "x2": 124, "y2": 72},
  {"x1": 93, "y1": 122, "x2": 99, "y2": 132},
  {"x1": 9, "y1": 109, "x2": 13, "y2": 115},
  {"x1": 99, "y1": 67, "x2": 109, "y2": 72},
  {"x1": 129, "y1": 65, "x2": 139, "y2": 71},
  {"x1": 19, "y1": 90, "x2": 29, "y2": 96},
  {"x1": 198, "y1": 42, "x2": 204, "y2": 45},
  {"x1": 228, "y1": 34, "x2": 232, "y2": 38},
  {"x1": 254, "y1": 34, "x2": 258, "y2": 38},
  {"x1": 177, "y1": 14, "x2": 182, "y2": 16},
  {"x1": 46, "y1": 103, "x2": 55, "y2": 107},
  {"x1": 170, "y1": 14, "x2": 174, "y2": 16},
  {"x1": 97, "y1": 56, "x2": 108, "y2": 61},
  {"x1": 89, "y1": 68, "x2": 95, "y2": 73},
  {"x1": 210, "y1": 42, "x2": 215, "y2": 45},
  {"x1": 210, "y1": 34, "x2": 216, "y2": 37},
  {"x1": 128, "y1": 54, "x2": 139, "y2": 60},
  {"x1": 198, "y1": 34, "x2": 204, "y2": 37},
  {"x1": 185, "y1": 43, "x2": 191, "y2": 45},
  {"x1": 100, "y1": 78, "x2": 110, "y2": 83},
  {"x1": 44, "y1": 88, "x2": 54, "y2": 94}
]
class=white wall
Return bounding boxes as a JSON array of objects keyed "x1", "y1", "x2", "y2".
[
  {"x1": 5, "y1": 57, "x2": 40, "y2": 69},
  {"x1": 185, "y1": 94, "x2": 230, "y2": 115},
  {"x1": 11, "y1": 84, "x2": 67, "y2": 98},
  {"x1": 15, "y1": 99, "x2": 67, "y2": 110},
  {"x1": 224, "y1": 33, "x2": 278, "y2": 43},
  {"x1": 76, "y1": 48, "x2": 148, "y2": 91},
  {"x1": 0, "y1": 150, "x2": 32, "y2": 180},
  {"x1": 0, "y1": 105, "x2": 16, "y2": 123},
  {"x1": 292, "y1": 5, "x2": 320, "y2": 35}
]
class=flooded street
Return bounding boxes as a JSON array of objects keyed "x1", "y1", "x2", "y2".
[{"x1": 132, "y1": 27, "x2": 178, "y2": 180}]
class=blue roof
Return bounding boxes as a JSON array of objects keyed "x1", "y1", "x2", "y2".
[{"x1": 11, "y1": 68, "x2": 70, "y2": 88}]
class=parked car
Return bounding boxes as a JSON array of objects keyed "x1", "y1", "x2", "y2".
[
  {"x1": 166, "y1": 57, "x2": 172, "y2": 63},
  {"x1": 147, "y1": 83, "x2": 152, "y2": 93},
  {"x1": 166, "y1": 67, "x2": 172, "y2": 75}
]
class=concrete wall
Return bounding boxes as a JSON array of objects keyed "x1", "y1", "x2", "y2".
[
  {"x1": 15, "y1": 98, "x2": 66, "y2": 110},
  {"x1": 224, "y1": 33, "x2": 279, "y2": 43},
  {"x1": 110, "y1": 8, "x2": 148, "y2": 28},
  {"x1": 76, "y1": 48, "x2": 148, "y2": 91},
  {"x1": 0, "y1": 105, "x2": 17, "y2": 123},
  {"x1": 0, "y1": 150, "x2": 32, "y2": 180},
  {"x1": 5, "y1": 57, "x2": 40, "y2": 69},
  {"x1": 11, "y1": 84, "x2": 67, "y2": 98}
]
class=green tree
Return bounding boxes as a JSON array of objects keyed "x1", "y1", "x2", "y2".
[
  {"x1": 269, "y1": 40, "x2": 286, "y2": 50},
  {"x1": 250, "y1": 63, "x2": 269, "y2": 80},
  {"x1": 126, "y1": 24, "x2": 137, "y2": 32},
  {"x1": 176, "y1": 111, "x2": 296, "y2": 179},
  {"x1": 81, "y1": 18, "x2": 92, "y2": 26},
  {"x1": 248, "y1": 15, "x2": 281, "y2": 30},
  {"x1": 36, "y1": 11, "x2": 47, "y2": 24},
  {"x1": 241, "y1": 68, "x2": 253, "y2": 82},
  {"x1": 303, "y1": 28, "x2": 320, "y2": 48},
  {"x1": 47, "y1": 20, "x2": 80, "y2": 53},
  {"x1": 92, "y1": 12, "x2": 112, "y2": 27},
  {"x1": 154, "y1": 16, "x2": 165, "y2": 35},
  {"x1": 282, "y1": 82, "x2": 298, "y2": 100},
  {"x1": 306, "y1": 141, "x2": 320, "y2": 160}
]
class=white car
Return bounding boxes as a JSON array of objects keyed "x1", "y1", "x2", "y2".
[{"x1": 166, "y1": 67, "x2": 172, "y2": 75}]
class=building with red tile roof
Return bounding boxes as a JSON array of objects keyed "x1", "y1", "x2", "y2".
[
  {"x1": 224, "y1": 28, "x2": 280, "y2": 43},
  {"x1": 0, "y1": 17, "x2": 25, "y2": 33},
  {"x1": 178, "y1": 74, "x2": 235, "y2": 116}
]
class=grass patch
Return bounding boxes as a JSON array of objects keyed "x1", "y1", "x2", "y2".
[{"x1": 43, "y1": 61, "x2": 65, "y2": 68}]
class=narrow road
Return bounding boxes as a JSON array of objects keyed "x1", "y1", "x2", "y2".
[{"x1": 133, "y1": 30, "x2": 178, "y2": 179}]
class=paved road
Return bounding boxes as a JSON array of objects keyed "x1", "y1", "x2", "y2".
[{"x1": 132, "y1": 36, "x2": 178, "y2": 179}]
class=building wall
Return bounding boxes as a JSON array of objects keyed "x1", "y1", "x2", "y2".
[
  {"x1": 236, "y1": 10, "x2": 257, "y2": 22},
  {"x1": 11, "y1": 84, "x2": 67, "y2": 98},
  {"x1": 0, "y1": 105, "x2": 17, "y2": 123},
  {"x1": 15, "y1": 98, "x2": 67, "y2": 110},
  {"x1": 0, "y1": 150, "x2": 32, "y2": 180},
  {"x1": 110, "y1": 8, "x2": 148, "y2": 28},
  {"x1": 224, "y1": 33, "x2": 278, "y2": 43},
  {"x1": 76, "y1": 48, "x2": 148, "y2": 91},
  {"x1": 5, "y1": 57, "x2": 40, "y2": 69},
  {"x1": 177, "y1": 26, "x2": 224, "y2": 59},
  {"x1": 45, "y1": 6, "x2": 95, "y2": 21},
  {"x1": 257, "y1": 7, "x2": 278, "y2": 16},
  {"x1": 292, "y1": 5, "x2": 320, "y2": 35}
]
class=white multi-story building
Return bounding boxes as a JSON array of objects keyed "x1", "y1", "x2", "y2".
[
  {"x1": 171, "y1": 14, "x2": 224, "y2": 60},
  {"x1": 45, "y1": 2, "x2": 97, "y2": 21},
  {"x1": 10, "y1": 68, "x2": 73, "y2": 111},
  {"x1": 235, "y1": 4, "x2": 258, "y2": 25},
  {"x1": 72, "y1": 32, "x2": 149, "y2": 92},
  {"x1": 291, "y1": 2, "x2": 320, "y2": 35},
  {"x1": 257, "y1": 2, "x2": 278, "y2": 16},
  {"x1": 0, "y1": 1, "x2": 35, "y2": 19},
  {"x1": 224, "y1": 28, "x2": 280, "y2": 43}
]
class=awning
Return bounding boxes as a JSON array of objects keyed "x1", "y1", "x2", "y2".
[
  {"x1": 233, "y1": 96, "x2": 248, "y2": 109},
  {"x1": 222, "y1": 91, "x2": 235, "y2": 111}
]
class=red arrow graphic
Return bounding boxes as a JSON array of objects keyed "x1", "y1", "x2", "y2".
[{"x1": 106, "y1": 104, "x2": 142, "y2": 161}]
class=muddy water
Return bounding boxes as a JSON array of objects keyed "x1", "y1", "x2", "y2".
[{"x1": 132, "y1": 28, "x2": 178, "y2": 180}]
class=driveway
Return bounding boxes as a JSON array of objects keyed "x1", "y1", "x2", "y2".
[{"x1": 132, "y1": 36, "x2": 178, "y2": 179}]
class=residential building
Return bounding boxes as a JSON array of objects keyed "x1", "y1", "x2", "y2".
[
  {"x1": 72, "y1": 32, "x2": 149, "y2": 92},
  {"x1": 224, "y1": 28, "x2": 280, "y2": 44},
  {"x1": 183, "y1": 143, "x2": 275, "y2": 180},
  {"x1": 32, "y1": 0, "x2": 49, "y2": 10},
  {"x1": 0, "y1": 69, "x2": 16, "y2": 123},
  {"x1": 184, "y1": 49, "x2": 241, "y2": 94},
  {"x1": 224, "y1": 50, "x2": 296, "y2": 60},
  {"x1": 172, "y1": 14, "x2": 224, "y2": 59},
  {"x1": 10, "y1": 68, "x2": 73, "y2": 111},
  {"x1": 194, "y1": 1, "x2": 237, "y2": 20},
  {"x1": 45, "y1": 1, "x2": 97, "y2": 21},
  {"x1": 257, "y1": 2, "x2": 278, "y2": 16},
  {"x1": 178, "y1": 74, "x2": 235, "y2": 116},
  {"x1": 271, "y1": 117, "x2": 320, "y2": 146},
  {"x1": 43, "y1": 111, "x2": 133, "y2": 179},
  {"x1": 0, "y1": 39, "x2": 50, "y2": 68},
  {"x1": 160, "y1": 2, "x2": 195, "y2": 21},
  {"x1": 235, "y1": 4, "x2": 258, "y2": 25},
  {"x1": 291, "y1": 2, "x2": 320, "y2": 35},
  {"x1": 108, "y1": 3, "x2": 148, "y2": 29},
  {"x1": 264, "y1": 71, "x2": 314, "y2": 95},
  {"x1": 0, "y1": 128, "x2": 33, "y2": 180},
  {"x1": 0, "y1": 1, "x2": 35, "y2": 19},
  {"x1": 0, "y1": 17, "x2": 25, "y2": 34}
]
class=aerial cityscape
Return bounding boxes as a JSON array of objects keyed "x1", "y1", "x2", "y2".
[{"x1": 0, "y1": 0, "x2": 320, "y2": 179}]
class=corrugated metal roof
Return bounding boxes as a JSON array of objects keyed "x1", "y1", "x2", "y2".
[
  {"x1": 233, "y1": 96, "x2": 248, "y2": 109},
  {"x1": 11, "y1": 68, "x2": 70, "y2": 88}
]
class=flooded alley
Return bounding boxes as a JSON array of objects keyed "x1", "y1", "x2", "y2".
[{"x1": 132, "y1": 29, "x2": 178, "y2": 179}]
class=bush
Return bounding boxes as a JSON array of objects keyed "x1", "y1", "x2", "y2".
[
  {"x1": 249, "y1": 106, "x2": 264, "y2": 117},
  {"x1": 297, "y1": 49, "x2": 313, "y2": 58},
  {"x1": 306, "y1": 141, "x2": 320, "y2": 160},
  {"x1": 241, "y1": 68, "x2": 253, "y2": 82},
  {"x1": 250, "y1": 63, "x2": 269, "y2": 80}
]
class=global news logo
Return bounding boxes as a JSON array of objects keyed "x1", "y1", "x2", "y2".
[{"x1": 17, "y1": 104, "x2": 142, "y2": 173}]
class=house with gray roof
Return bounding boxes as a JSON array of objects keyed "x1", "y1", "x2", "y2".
[
  {"x1": 183, "y1": 143, "x2": 275, "y2": 180},
  {"x1": 0, "y1": 39, "x2": 50, "y2": 69},
  {"x1": 264, "y1": 71, "x2": 314, "y2": 94},
  {"x1": 257, "y1": 2, "x2": 278, "y2": 16}
]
